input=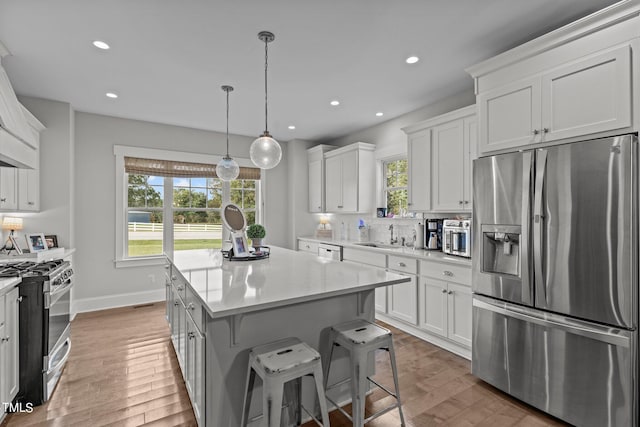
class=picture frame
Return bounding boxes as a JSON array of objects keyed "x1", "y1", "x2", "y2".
[
  {"x1": 8, "y1": 235, "x2": 22, "y2": 254},
  {"x1": 26, "y1": 233, "x2": 48, "y2": 253},
  {"x1": 230, "y1": 231, "x2": 249, "y2": 258},
  {"x1": 44, "y1": 234, "x2": 58, "y2": 249}
]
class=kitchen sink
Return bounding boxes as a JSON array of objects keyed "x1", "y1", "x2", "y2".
[{"x1": 353, "y1": 242, "x2": 402, "y2": 250}]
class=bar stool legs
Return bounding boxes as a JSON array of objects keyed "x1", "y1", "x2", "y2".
[
  {"x1": 324, "y1": 320, "x2": 406, "y2": 427},
  {"x1": 241, "y1": 337, "x2": 330, "y2": 427}
]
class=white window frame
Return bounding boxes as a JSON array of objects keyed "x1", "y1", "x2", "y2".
[{"x1": 114, "y1": 145, "x2": 262, "y2": 268}]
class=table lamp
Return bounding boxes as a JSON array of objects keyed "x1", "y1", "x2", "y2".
[{"x1": 2, "y1": 217, "x2": 23, "y2": 254}]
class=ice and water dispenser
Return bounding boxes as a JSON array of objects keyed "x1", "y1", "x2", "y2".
[{"x1": 481, "y1": 225, "x2": 521, "y2": 277}]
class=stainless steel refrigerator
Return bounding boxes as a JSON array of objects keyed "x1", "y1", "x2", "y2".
[{"x1": 472, "y1": 134, "x2": 638, "y2": 427}]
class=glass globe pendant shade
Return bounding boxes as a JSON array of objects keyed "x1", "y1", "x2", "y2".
[
  {"x1": 250, "y1": 132, "x2": 282, "y2": 169},
  {"x1": 216, "y1": 156, "x2": 240, "y2": 181}
]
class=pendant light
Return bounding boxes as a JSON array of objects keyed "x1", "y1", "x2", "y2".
[
  {"x1": 250, "y1": 31, "x2": 282, "y2": 170},
  {"x1": 216, "y1": 85, "x2": 240, "y2": 181}
]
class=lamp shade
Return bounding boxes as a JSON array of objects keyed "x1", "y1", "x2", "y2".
[
  {"x1": 2, "y1": 217, "x2": 23, "y2": 231},
  {"x1": 250, "y1": 134, "x2": 282, "y2": 169},
  {"x1": 216, "y1": 157, "x2": 240, "y2": 181}
]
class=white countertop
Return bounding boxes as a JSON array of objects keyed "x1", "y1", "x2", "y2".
[
  {"x1": 298, "y1": 236, "x2": 472, "y2": 266},
  {"x1": 172, "y1": 247, "x2": 410, "y2": 319},
  {"x1": 0, "y1": 277, "x2": 20, "y2": 295}
]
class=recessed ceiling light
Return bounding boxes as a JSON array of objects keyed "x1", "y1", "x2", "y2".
[
  {"x1": 330, "y1": 100, "x2": 340, "y2": 106},
  {"x1": 376, "y1": 112, "x2": 384, "y2": 117},
  {"x1": 406, "y1": 56, "x2": 419, "y2": 64},
  {"x1": 106, "y1": 92, "x2": 118, "y2": 99},
  {"x1": 93, "y1": 40, "x2": 110, "y2": 50},
  {"x1": 288, "y1": 125, "x2": 296, "y2": 130}
]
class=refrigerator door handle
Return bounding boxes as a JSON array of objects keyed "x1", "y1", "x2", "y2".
[
  {"x1": 521, "y1": 152, "x2": 533, "y2": 304},
  {"x1": 473, "y1": 296, "x2": 631, "y2": 348},
  {"x1": 533, "y1": 149, "x2": 547, "y2": 305}
]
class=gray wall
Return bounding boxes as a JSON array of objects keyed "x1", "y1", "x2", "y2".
[{"x1": 70, "y1": 112, "x2": 289, "y2": 310}]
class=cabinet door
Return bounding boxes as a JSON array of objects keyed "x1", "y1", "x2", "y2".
[
  {"x1": 463, "y1": 116, "x2": 477, "y2": 207},
  {"x1": 542, "y1": 45, "x2": 632, "y2": 142},
  {"x1": 388, "y1": 275, "x2": 417, "y2": 325},
  {"x1": 165, "y1": 276, "x2": 172, "y2": 323},
  {"x1": 431, "y1": 120, "x2": 465, "y2": 211},
  {"x1": 447, "y1": 283, "x2": 472, "y2": 348},
  {"x1": 0, "y1": 168, "x2": 17, "y2": 210},
  {"x1": 193, "y1": 327, "x2": 205, "y2": 426},
  {"x1": 419, "y1": 277, "x2": 447, "y2": 337},
  {"x1": 324, "y1": 155, "x2": 342, "y2": 212},
  {"x1": 375, "y1": 286, "x2": 387, "y2": 313},
  {"x1": 170, "y1": 288, "x2": 181, "y2": 354},
  {"x1": 185, "y1": 316, "x2": 196, "y2": 401},
  {"x1": 5, "y1": 287, "x2": 18, "y2": 400},
  {"x1": 18, "y1": 168, "x2": 39, "y2": 211},
  {"x1": 478, "y1": 76, "x2": 541, "y2": 154},
  {"x1": 340, "y1": 150, "x2": 358, "y2": 212},
  {"x1": 308, "y1": 158, "x2": 323, "y2": 212},
  {"x1": 407, "y1": 129, "x2": 431, "y2": 211}
]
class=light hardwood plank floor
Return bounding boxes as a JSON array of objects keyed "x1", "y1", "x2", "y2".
[{"x1": 2, "y1": 303, "x2": 567, "y2": 427}]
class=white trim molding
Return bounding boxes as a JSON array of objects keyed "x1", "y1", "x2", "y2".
[{"x1": 72, "y1": 288, "x2": 165, "y2": 315}]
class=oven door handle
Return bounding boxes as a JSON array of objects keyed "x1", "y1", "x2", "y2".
[
  {"x1": 47, "y1": 338, "x2": 71, "y2": 375},
  {"x1": 45, "y1": 278, "x2": 73, "y2": 309}
]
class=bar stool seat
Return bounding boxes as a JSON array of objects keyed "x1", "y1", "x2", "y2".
[
  {"x1": 241, "y1": 337, "x2": 330, "y2": 427},
  {"x1": 324, "y1": 319, "x2": 406, "y2": 427}
]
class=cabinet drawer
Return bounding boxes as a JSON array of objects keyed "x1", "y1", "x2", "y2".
[
  {"x1": 343, "y1": 247, "x2": 386, "y2": 268},
  {"x1": 185, "y1": 286, "x2": 204, "y2": 333},
  {"x1": 298, "y1": 240, "x2": 319, "y2": 254},
  {"x1": 420, "y1": 260, "x2": 471, "y2": 285},
  {"x1": 387, "y1": 255, "x2": 418, "y2": 275},
  {"x1": 171, "y1": 272, "x2": 188, "y2": 301}
]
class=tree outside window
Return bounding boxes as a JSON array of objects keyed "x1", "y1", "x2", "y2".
[{"x1": 384, "y1": 159, "x2": 408, "y2": 216}]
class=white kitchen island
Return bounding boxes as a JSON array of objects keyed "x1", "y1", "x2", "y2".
[{"x1": 166, "y1": 247, "x2": 410, "y2": 427}]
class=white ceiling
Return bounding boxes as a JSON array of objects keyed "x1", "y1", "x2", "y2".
[{"x1": 0, "y1": 0, "x2": 621, "y2": 143}]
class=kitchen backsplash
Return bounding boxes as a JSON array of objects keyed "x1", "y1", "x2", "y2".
[{"x1": 316, "y1": 212, "x2": 470, "y2": 244}]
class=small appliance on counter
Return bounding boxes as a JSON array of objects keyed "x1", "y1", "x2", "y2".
[
  {"x1": 425, "y1": 218, "x2": 443, "y2": 250},
  {"x1": 442, "y1": 219, "x2": 471, "y2": 257}
]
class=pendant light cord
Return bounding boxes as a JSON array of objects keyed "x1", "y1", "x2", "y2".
[
  {"x1": 264, "y1": 38, "x2": 269, "y2": 134},
  {"x1": 226, "y1": 88, "x2": 230, "y2": 158}
]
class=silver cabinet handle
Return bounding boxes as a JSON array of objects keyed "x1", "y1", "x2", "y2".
[
  {"x1": 464, "y1": 201, "x2": 469, "y2": 204},
  {"x1": 532, "y1": 129, "x2": 539, "y2": 135},
  {"x1": 177, "y1": 285, "x2": 184, "y2": 291},
  {"x1": 543, "y1": 128, "x2": 549, "y2": 134},
  {"x1": 174, "y1": 301, "x2": 180, "y2": 306},
  {"x1": 164, "y1": 265, "x2": 170, "y2": 270},
  {"x1": 318, "y1": 206, "x2": 322, "y2": 210},
  {"x1": 337, "y1": 205, "x2": 343, "y2": 208},
  {"x1": 188, "y1": 303, "x2": 195, "y2": 311},
  {"x1": 188, "y1": 332, "x2": 195, "y2": 340},
  {"x1": 17, "y1": 296, "x2": 23, "y2": 303},
  {"x1": 441, "y1": 289, "x2": 447, "y2": 294},
  {"x1": 458, "y1": 201, "x2": 463, "y2": 204},
  {"x1": 397, "y1": 262, "x2": 406, "y2": 267},
  {"x1": 448, "y1": 290, "x2": 453, "y2": 295},
  {"x1": 443, "y1": 271, "x2": 453, "y2": 277},
  {"x1": 305, "y1": 244, "x2": 310, "y2": 249},
  {"x1": 408, "y1": 202, "x2": 412, "y2": 206},
  {"x1": 1, "y1": 336, "x2": 9, "y2": 342},
  {"x1": 28, "y1": 201, "x2": 34, "y2": 205},
  {"x1": 171, "y1": 275, "x2": 177, "y2": 280},
  {"x1": 0, "y1": 198, "x2": 6, "y2": 202}
]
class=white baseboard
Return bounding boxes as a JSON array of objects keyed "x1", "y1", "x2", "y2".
[{"x1": 72, "y1": 289, "x2": 165, "y2": 316}]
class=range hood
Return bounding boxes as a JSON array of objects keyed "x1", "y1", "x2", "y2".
[{"x1": 0, "y1": 41, "x2": 37, "y2": 169}]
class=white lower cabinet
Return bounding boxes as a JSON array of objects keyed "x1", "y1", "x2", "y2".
[
  {"x1": 0, "y1": 286, "x2": 19, "y2": 420},
  {"x1": 419, "y1": 278, "x2": 472, "y2": 347},
  {"x1": 386, "y1": 255, "x2": 418, "y2": 325},
  {"x1": 167, "y1": 269, "x2": 206, "y2": 427}
]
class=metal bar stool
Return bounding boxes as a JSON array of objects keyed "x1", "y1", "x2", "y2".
[
  {"x1": 241, "y1": 337, "x2": 331, "y2": 427},
  {"x1": 324, "y1": 319, "x2": 406, "y2": 427}
]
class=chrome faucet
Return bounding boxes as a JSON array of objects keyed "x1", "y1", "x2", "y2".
[{"x1": 389, "y1": 224, "x2": 398, "y2": 245}]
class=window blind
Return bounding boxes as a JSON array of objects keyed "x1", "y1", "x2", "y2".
[{"x1": 124, "y1": 156, "x2": 261, "y2": 180}]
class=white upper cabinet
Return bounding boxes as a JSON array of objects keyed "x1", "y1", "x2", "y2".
[
  {"x1": 0, "y1": 168, "x2": 17, "y2": 211},
  {"x1": 403, "y1": 105, "x2": 476, "y2": 213},
  {"x1": 478, "y1": 76, "x2": 542, "y2": 153},
  {"x1": 324, "y1": 142, "x2": 375, "y2": 213},
  {"x1": 468, "y1": 2, "x2": 640, "y2": 155},
  {"x1": 17, "y1": 106, "x2": 44, "y2": 211},
  {"x1": 406, "y1": 129, "x2": 431, "y2": 212},
  {"x1": 307, "y1": 144, "x2": 336, "y2": 213}
]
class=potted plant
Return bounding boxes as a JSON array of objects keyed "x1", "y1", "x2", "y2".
[{"x1": 246, "y1": 223, "x2": 266, "y2": 248}]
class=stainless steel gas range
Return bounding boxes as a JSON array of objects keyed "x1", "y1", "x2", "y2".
[{"x1": 0, "y1": 259, "x2": 74, "y2": 405}]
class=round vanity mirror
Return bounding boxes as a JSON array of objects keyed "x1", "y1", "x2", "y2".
[{"x1": 222, "y1": 203, "x2": 247, "y2": 232}]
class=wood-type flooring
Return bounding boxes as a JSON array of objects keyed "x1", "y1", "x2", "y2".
[{"x1": 2, "y1": 302, "x2": 567, "y2": 426}]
